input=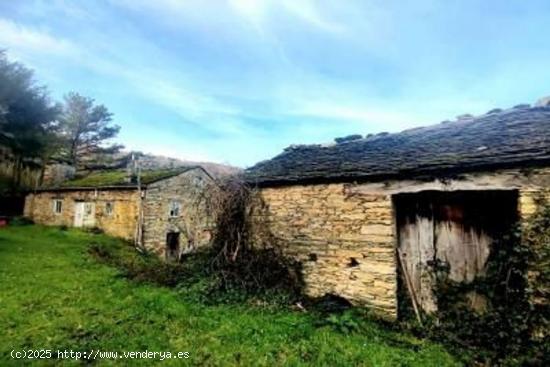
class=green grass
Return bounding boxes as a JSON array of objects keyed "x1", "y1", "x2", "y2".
[{"x1": 0, "y1": 225, "x2": 461, "y2": 366}]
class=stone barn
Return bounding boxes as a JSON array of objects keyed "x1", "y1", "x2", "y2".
[
  {"x1": 245, "y1": 100, "x2": 550, "y2": 319},
  {"x1": 24, "y1": 166, "x2": 217, "y2": 261}
]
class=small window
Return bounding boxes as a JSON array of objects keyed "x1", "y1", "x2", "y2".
[
  {"x1": 53, "y1": 199, "x2": 63, "y2": 214},
  {"x1": 169, "y1": 201, "x2": 181, "y2": 217},
  {"x1": 105, "y1": 202, "x2": 114, "y2": 216}
]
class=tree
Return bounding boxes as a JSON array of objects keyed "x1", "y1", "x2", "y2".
[
  {"x1": 59, "y1": 92, "x2": 123, "y2": 170},
  {"x1": 0, "y1": 51, "x2": 61, "y2": 190}
]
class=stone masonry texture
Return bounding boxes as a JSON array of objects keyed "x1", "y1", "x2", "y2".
[
  {"x1": 250, "y1": 168, "x2": 550, "y2": 319},
  {"x1": 251, "y1": 183, "x2": 397, "y2": 318},
  {"x1": 141, "y1": 169, "x2": 216, "y2": 259},
  {"x1": 24, "y1": 167, "x2": 549, "y2": 321},
  {"x1": 24, "y1": 189, "x2": 139, "y2": 240}
]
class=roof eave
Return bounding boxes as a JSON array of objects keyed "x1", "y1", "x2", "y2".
[{"x1": 32, "y1": 185, "x2": 141, "y2": 192}]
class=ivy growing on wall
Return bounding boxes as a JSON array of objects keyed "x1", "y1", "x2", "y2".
[
  {"x1": 421, "y1": 195, "x2": 550, "y2": 366},
  {"x1": 523, "y1": 195, "x2": 550, "y2": 340}
]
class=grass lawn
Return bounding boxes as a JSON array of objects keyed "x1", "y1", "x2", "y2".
[{"x1": 0, "y1": 225, "x2": 461, "y2": 366}]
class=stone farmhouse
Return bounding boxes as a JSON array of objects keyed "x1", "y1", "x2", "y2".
[
  {"x1": 24, "y1": 166, "x2": 216, "y2": 261},
  {"x1": 245, "y1": 99, "x2": 550, "y2": 319}
]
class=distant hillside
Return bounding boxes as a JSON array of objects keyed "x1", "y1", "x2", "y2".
[
  {"x1": 130, "y1": 153, "x2": 241, "y2": 178},
  {"x1": 49, "y1": 151, "x2": 241, "y2": 186}
]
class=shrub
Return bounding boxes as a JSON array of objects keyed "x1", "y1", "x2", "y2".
[
  {"x1": 85, "y1": 226, "x2": 104, "y2": 235},
  {"x1": 9, "y1": 216, "x2": 34, "y2": 226},
  {"x1": 201, "y1": 177, "x2": 304, "y2": 303}
]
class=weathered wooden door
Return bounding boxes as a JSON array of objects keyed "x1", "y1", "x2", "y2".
[
  {"x1": 395, "y1": 190, "x2": 517, "y2": 315},
  {"x1": 74, "y1": 202, "x2": 95, "y2": 227},
  {"x1": 397, "y1": 203, "x2": 438, "y2": 313}
]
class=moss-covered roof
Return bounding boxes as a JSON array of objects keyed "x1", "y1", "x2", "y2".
[{"x1": 42, "y1": 167, "x2": 199, "y2": 190}]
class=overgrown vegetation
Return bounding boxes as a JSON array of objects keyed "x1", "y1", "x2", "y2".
[
  {"x1": 204, "y1": 178, "x2": 304, "y2": 303},
  {"x1": 90, "y1": 177, "x2": 303, "y2": 307},
  {"x1": 523, "y1": 195, "x2": 550, "y2": 343},
  {"x1": 407, "y1": 196, "x2": 550, "y2": 366},
  {"x1": 0, "y1": 224, "x2": 459, "y2": 366}
]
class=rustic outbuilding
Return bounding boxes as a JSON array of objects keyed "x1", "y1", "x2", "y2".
[
  {"x1": 24, "y1": 166, "x2": 216, "y2": 261},
  {"x1": 246, "y1": 100, "x2": 550, "y2": 319}
]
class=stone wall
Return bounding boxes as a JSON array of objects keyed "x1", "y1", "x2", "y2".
[
  {"x1": 24, "y1": 189, "x2": 139, "y2": 240},
  {"x1": 141, "y1": 169, "x2": 217, "y2": 259},
  {"x1": 250, "y1": 167, "x2": 550, "y2": 319},
  {"x1": 251, "y1": 184, "x2": 396, "y2": 318}
]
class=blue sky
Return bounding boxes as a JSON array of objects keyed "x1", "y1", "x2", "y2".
[{"x1": 1, "y1": 0, "x2": 550, "y2": 167}]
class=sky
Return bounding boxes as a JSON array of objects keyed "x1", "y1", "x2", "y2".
[{"x1": 1, "y1": 0, "x2": 550, "y2": 167}]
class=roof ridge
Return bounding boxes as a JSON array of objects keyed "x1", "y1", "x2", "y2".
[
  {"x1": 278, "y1": 103, "x2": 550, "y2": 153},
  {"x1": 246, "y1": 102, "x2": 550, "y2": 185}
]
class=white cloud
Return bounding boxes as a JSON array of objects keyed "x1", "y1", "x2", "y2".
[
  {"x1": 3, "y1": 1, "x2": 547, "y2": 167},
  {"x1": 228, "y1": 0, "x2": 269, "y2": 28},
  {"x1": 111, "y1": 0, "x2": 345, "y2": 36},
  {"x1": 0, "y1": 18, "x2": 248, "y2": 137},
  {"x1": 0, "y1": 18, "x2": 75, "y2": 57},
  {"x1": 289, "y1": 102, "x2": 421, "y2": 129},
  {"x1": 279, "y1": 0, "x2": 346, "y2": 34},
  {"x1": 0, "y1": 15, "x2": 489, "y2": 141},
  {"x1": 108, "y1": 0, "x2": 230, "y2": 30},
  {"x1": 228, "y1": 0, "x2": 345, "y2": 34}
]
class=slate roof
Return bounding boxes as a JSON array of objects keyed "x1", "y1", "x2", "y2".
[
  {"x1": 246, "y1": 104, "x2": 550, "y2": 186},
  {"x1": 36, "y1": 166, "x2": 212, "y2": 191}
]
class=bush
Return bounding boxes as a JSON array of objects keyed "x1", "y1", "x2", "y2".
[
  {"x1": 205, "y1": 247, "x2": 303, "y2": 304},
  {"x1": 85, "y1": 226, "x2": 104, "y2": 235},
  {"x1": 199, "y1": 177, "x2": 304, "y2": 304},
  {"x1": 9, "y1": 216, "x2": 34, "y2": 226}
]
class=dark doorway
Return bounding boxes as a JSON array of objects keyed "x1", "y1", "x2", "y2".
[
  {"x1": 393, "y1": 190, "x2": 519, "y2": 317},
  {"x1": 0, "y1": 196, "x2": 25, "y2": 216},
  {"x1": 166, "y1": 232, "x2": 180, "y2": 262}
]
